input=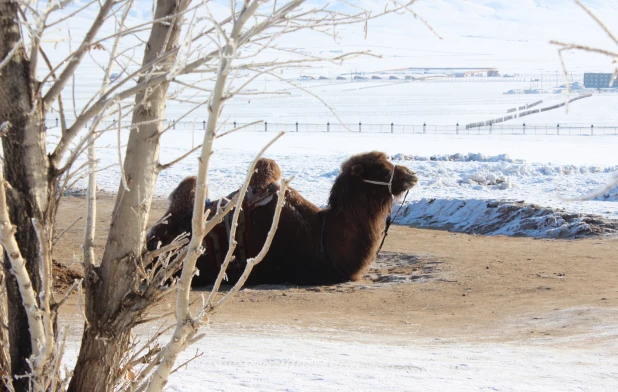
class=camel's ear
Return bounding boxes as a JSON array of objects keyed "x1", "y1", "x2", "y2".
[{"x1": 350, "y1": 164, "x2": 363, "y2": 177}]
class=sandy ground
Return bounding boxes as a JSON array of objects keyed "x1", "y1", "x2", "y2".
[{"x1": 52, "y1": 194, "x2": 618, "y2": 348}]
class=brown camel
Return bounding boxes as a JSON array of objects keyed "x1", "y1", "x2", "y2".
[{"x1": 147, "y1": 152, "x2": 418, "y2": 286}]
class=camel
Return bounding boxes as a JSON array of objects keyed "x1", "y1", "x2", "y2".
[{"x1": 146, "y1": 152, "x2": 418, "y2": 286}]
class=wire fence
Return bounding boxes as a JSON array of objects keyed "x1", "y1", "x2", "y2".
[{"x1": 44, "y1": 118, "x2": 618, "y2": 136}]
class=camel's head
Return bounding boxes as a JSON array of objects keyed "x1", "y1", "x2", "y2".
[
  {"x1": 340, "y1": 151, "x2": 418, "y2": 199},
  {"x1": 250, "y1": 158, "x2": 282, "y2": 192},
  {"x1": 146, "y1": 176, "x2": 196, "y2": 251}
]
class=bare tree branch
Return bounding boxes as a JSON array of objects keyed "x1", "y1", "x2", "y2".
[
  {"x1": 0, "y1": 38, "x2": 23, "y2": 73},
  {"x1": 42, "y1": 0, "x2": 117, "y2": 110},
  {"x1": 208, "y1": 175, "x2": 292, "y2": 313}
]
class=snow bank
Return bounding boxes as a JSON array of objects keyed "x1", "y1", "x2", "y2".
[{"x1": 395, "y1": 198, "x2": 618, "y2": 238}]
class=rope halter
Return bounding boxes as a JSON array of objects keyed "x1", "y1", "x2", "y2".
[{"x1": 362, "y1": 164, "x2": 395, "y2": 195}]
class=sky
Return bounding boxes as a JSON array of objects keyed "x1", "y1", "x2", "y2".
[{"x1": 51, "y1": 0, "x2": 618, "y2": 75}]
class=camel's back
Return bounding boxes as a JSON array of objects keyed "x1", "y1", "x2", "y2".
[{"x1": 245, "y1": 188, "x2": 348, "y2": 285}]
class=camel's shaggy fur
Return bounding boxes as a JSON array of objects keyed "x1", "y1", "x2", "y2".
[{"x1": 147, "y1": 152, "x2": 418, "y2": 286}]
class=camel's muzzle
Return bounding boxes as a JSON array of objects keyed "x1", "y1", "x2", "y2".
[
  {"x1": 399, "y1": 166, "x2": 418, "y2": 187},
  {"x1": 404, "y1": 171, "x2": 418, "y2": 189}
]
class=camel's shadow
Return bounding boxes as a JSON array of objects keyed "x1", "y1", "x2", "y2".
[
  {"x1": 193, "y1": 251, "x2": 448, "y2": 294},
  {"x1": 366, "y1": 251, "x2": 445, "y2": 285}
]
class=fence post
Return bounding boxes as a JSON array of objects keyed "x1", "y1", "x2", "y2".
[
  {"x1": 489, "y1": 122, "x2": 493, "y2": 135},
  {"x1": 233, "y1": 121, "x2": 236, "y2": 128},
  {"x1": 55, "y1": 117, "x2": 58, "y2": 127},
  {"x1": 172, "y1": 119, "x2": 175, "y2": 130},
  {"x1": 591, "y1": 124, "x2": 594, "y2": 136},
  {"x1": 359, "y1": 122, "x2": 362, "y2": 133},
  {"x1": 456, "y1": 122, "x2": 459, "y2": 135},
  {"x1": 327, "y1": 122, "x2": 330, "y2": 132},
  {"x1": 202, "y1": 120, "x2": 206, "y2": 130},
  {"x1": 391, "y1": 122, "x2": 394, "y2": 133},
  {"x1": 557, "y1": 123, "x2": 559, "y2": 135},
  {"x1": 423, "y1": 122, "x2": 426, "y2": 134},
  {"x1": 265, "y1": 121, "x2": 268, "y2": 132},
  {"x1": 296, "y1": 122, "x2": 298, "y2": 132},
  {"x1": 523, "y1": 122, "x2": 526, "y2": 135}
]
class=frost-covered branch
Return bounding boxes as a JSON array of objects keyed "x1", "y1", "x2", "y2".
[
  {"x1": 42, "y1": 0, "x2": 117, "y2": 110},
  {"x1": 205, "y1": 131, "x2": 284, "y2": 307},
  {"x1": 144, "y1": 3, "x2": 266, "y2": 389},
  {"x1": 208, "y1": 175, "x2": 292, "y2": 313}
]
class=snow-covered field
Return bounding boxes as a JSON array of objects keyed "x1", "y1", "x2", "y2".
[
  {"x1": 59, "y1": 318, "x2": 618, "y2": 392},
  {"x1": 78, "y1": 130, "x2": 618, "y2": 225}
]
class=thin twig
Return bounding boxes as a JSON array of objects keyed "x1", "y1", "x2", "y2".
[
  {"x1": 53, "y1": 216, "x2": 82, "y2": 245},
  {"x1": 209, "y1": 175, "x2": 293, "y2": 314}
]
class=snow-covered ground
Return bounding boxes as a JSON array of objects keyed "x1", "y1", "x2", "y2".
[{"x1": 60, "y1": 321, "x2": 618, "y2": 392}]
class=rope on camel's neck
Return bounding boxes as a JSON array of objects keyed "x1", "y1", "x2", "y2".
[{"x1": 375, "y1": 189, "x2": 410, "y2": 257}]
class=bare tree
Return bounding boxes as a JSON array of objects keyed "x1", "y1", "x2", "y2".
[{"x1": 0, "y1": 1, "x2": 420, "y2": 390}]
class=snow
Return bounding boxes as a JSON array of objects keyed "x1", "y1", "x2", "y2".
[
  {"x1": 60, "y1": 322, "x2": 618, "y2": 392},
  {"x1": 64, "y1": 130, "x2": 618, "y2": 229}
]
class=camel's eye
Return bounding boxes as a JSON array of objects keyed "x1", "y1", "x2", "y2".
[{"x1": 350, "y1": 164, "x2": 363, "y2": 176}]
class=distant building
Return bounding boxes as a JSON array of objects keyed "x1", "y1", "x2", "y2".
[
  {"x1": 389, "y1": 76, "x2": 399, "y2": 80},
  {"x1": 404, "y1": 75, "x2": 415, "y2": 80},
  {"x1": 488, "y1": 70, "x2": 500, "y2": 77},
  {"x1": 584, "y1": 73, "x2": 618, "y2": 88},
  {"x1": 336, "y1": 76, "x2": 346, "y2": 80},
  {"x1": 371, "y1": 75, "x2": 382, "y2": 80}
]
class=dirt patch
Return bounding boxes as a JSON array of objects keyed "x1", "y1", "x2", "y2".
[{"x1": 52, "y1": 260, "x2": 82, "y2": 293}]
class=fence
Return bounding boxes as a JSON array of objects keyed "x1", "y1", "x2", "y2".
[
  {"x1": 466, "y1": 94, "x2": 593, "y2": 130},
  {"x1": 43, "y1": 118, "x2": 618, "y2": 136}
]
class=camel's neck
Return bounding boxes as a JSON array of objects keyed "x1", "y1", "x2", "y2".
[{"x1": 321, "y1": 196, "x2": 392, "y2": 280}]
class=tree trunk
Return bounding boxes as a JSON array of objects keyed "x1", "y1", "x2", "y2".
[
  {"x1": 0, "y1": 1, "x2": 56, "y2": 389},
  {"x1": 69, "y1": 0, "x2": 188, "y2": 390}
]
